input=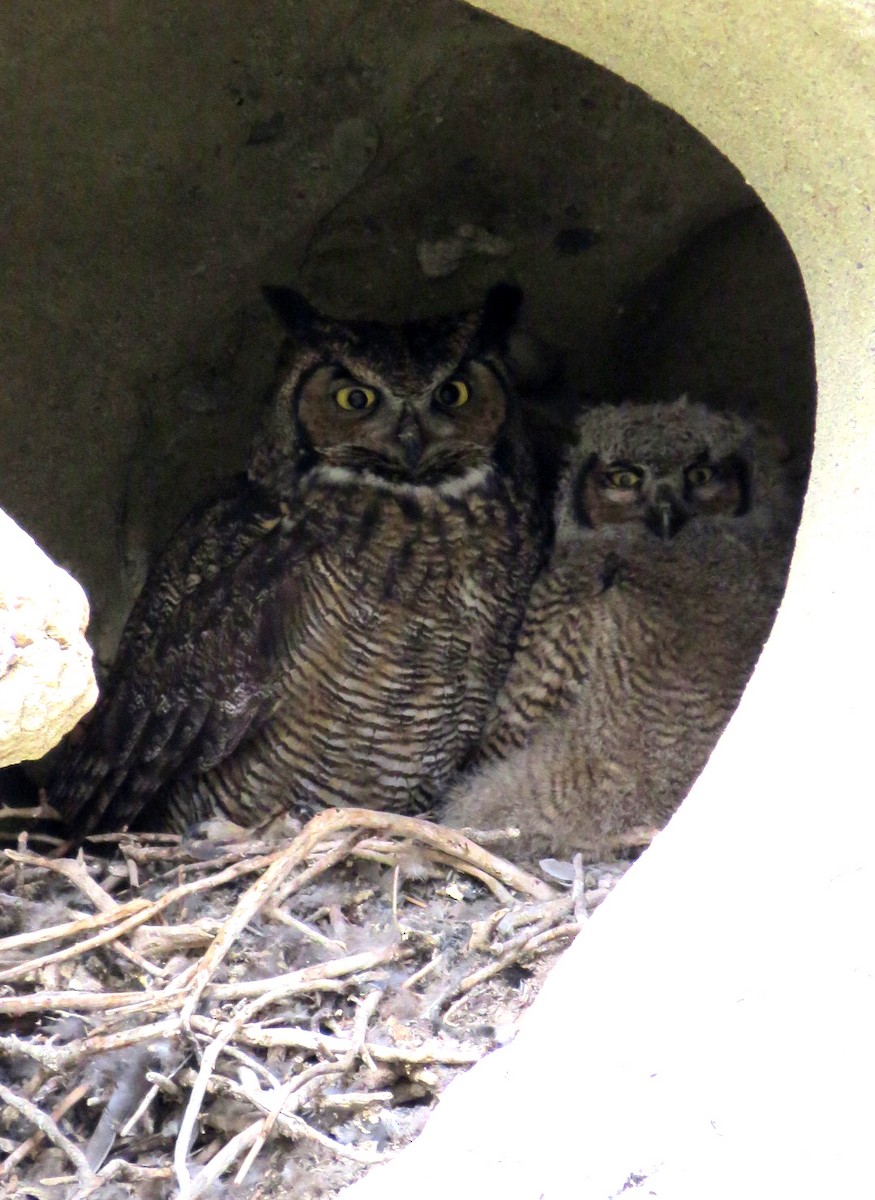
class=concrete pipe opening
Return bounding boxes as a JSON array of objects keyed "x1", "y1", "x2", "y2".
[{"x1": 0, "y1": 1, "x2": 872, "y2": 1197}]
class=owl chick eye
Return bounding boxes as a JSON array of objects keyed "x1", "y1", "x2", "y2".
[
  {"x1": 434, "y1": 379, "x2": 470, "y2": 410},
  {"x1": 335, "y1": 385, "x2": 379, "y2": 413},
  {"x1": 685, "y1": 464, "x2": 715, "y2": 487},
  {"x1": 603, "y1": 465, "x2": 644, "y2": 489}
]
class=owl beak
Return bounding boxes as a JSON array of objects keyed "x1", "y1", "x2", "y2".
[
  {"x1": 647, "y1": 494, "x2": 687, "y2": 542},
  {"x1": 396, "y1": 410, "x2": 424, "y2": 472}
]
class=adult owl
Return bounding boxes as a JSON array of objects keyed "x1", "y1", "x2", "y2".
[
  {"x1": 50, "y1": 284, "x2": 543, "y2": 834},
  {"x1": 442, "y1": 395, "x2": 801, "y2": 861}
]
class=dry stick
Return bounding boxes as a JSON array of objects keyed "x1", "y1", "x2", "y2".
[
  {"x1": 177, "y1": 1120, "x2": 263, "y2": 1200},
  {"x1": 0, "y1": 1082, "x2": 88, "y2": 1179},
  {"x1": 571, "y1": 852, "x2": 589, "y2": 924},
  {"x1": 96, "y1": 1158, "x2": 175, "y2": 1186},
  {"x1": 177, "y1": 969, "x2": 386, "y2": 1189},
  {"x1": 175, "y1": 972, "x2": 309, "y2": 1194},
  {"x1": 33, "y1": 851, "x2": 122, "y2": 913},
  {"x1": 465, "y1": 894, "x2": 572, "y2": 954},
  {"x1": 175, "y1": 818, "x2": 426, "y2": 1026},
  {"x1": 0, "y1": 1018, "x2": 182, "y2": 1075},
  {"x1": 262, "y1": 903, "x2": 346, "y2": 952},
  {"x1": 423, "y1": 848, "x2": 514, "y2": 903},
  {"x1": 284, "y1": 810, "x2": 554, "y2": 905},
  {"x1": 518, "y1": 921, "x2": 583, "y2": 954},
  {"x1": 194, "y1": 1042, "x2": 282, "y2": 1094},
  {"x1": 0, "y1": 893, "x2": 151, "y2": 957},
  {"x1": 190, "y1": 1015, "x2": 483, "y2": 1067},
  {"x1": 0, "y1": 1080, "x2": 95, "y2": 1189},
  {"x1": 116, "y1": 1082, "x2": 161, "y2": 1141},
  {"x1": 2, "y1": 809, "x2": 555, "y2": 1181},
  {"x1": 221, "y1": 1078, "x2": 389, "y2": 1163},
  {"x1": 331, "y1": 813, "x2": 554, "y2": 900},
  {"x1": 0, "y1": 844, "x2": 286, "y2": 982},
  {"x1": 401, "y1": 951, "x2": 447, "y2": 991},
  {"x1": 0, "y1": 803, "x2": 61, "y2": 823},
  {"x1": 0, "y1": 944, "x2": 391, "y2": 1023},
  {"x1": 176, "y1": 826, "x2": 381, "y2": 1024},
  {"x1": 206, "y1": 944, "x2": 409, "y2": 1002},
  {"x1": 0, "y1": 990, "x2": 165, "y2": 1018},
  {"x1": 494, "y1": 896, "x2": 576, "y2": 952},
  {"x1": 87, "y1": 830, "x2": 182, "y2": 845},
  {"x1": 234, "y1": 989, "x2": 383, "y2": 1185},
  {"x1": 203, "y1": 1074, "x2": 388, "y2": 1167},
  {"x1": 455, "y1": 918, "x2": 583, "y2": 999},
  {"x1": 0, "y1": 1033, "x2": 70, "y2": 1072},
  {"x1": 315, "y1": 1090, "x2": 394, "y2": 1112},
  {"x1": 131, "y1": 920, "x2": 217, "y2": 956},
  {"x1": 24, "y1": 852, "x2": 164, "y2": 978},
  {"x1": 269, "y1": 830, "x2": 367, "y2": 908}
]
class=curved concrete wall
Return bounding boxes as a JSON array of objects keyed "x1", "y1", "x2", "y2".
[{"x1": 343, "y1": 3, "x2": 874, "y2": 1197}]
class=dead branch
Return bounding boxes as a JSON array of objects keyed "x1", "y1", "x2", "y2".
[
  {"x1": 0, "y1": 1082, "x2": 88, "y2": 1180},
  {"x1": 190, "y1": 1015, "x2": 483, "y2": 1066},
  {"x1": 0, "y1": 1080, "x2": 95, "y2": 1189}
]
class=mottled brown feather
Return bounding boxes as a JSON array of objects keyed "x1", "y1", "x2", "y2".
[
  {"x1": 50, "y1": 285, "x2": 542, "y2": 835},
  {"x1": 442, "y1": 396, "x2": 801, "y2": 861}
]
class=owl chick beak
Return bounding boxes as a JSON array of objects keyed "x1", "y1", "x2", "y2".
[
  {"x1": 647, "y1": 490, "x2": 687, "y2": 542},
  {"x1": 396, "y1": 409, "x2": 424, "y2": 472}
]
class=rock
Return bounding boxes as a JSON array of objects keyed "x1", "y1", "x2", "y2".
[
  {"x1": 416, "y1": 225, "x2": 513, "y2": 279},
  {"x1": 0, "y1": 507, "x2": 97, "y2": 767}
]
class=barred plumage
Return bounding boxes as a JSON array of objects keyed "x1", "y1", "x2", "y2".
[
  {"x1": 50, "y1": 284, "x2": 542, "y2": 834},
  {"x1": 442, "y1": 396, "x2": 801, "y2": 861}
]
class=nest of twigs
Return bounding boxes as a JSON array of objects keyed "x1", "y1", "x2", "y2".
[{"x1": 0, "y1": 807, "x2": 637, "y2": 1199}]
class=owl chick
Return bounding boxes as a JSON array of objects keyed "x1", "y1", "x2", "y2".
[
  {"x1": 50, "y1": 284, "x2": 543, "y2": 835},
  {"x1": 442, "y1": 395, "x2": 800, "y2": 862}
]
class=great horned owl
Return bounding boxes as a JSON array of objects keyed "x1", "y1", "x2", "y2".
[
  {"x1": 442, "y1": 395, "x2": 801, "y2": 861},
  {"x1": 50, "y1": 284, "x2": 543, "y2": 835}
]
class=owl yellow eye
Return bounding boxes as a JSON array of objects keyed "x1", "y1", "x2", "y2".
[
  {"x1": 604, "y1": 465, "x2": 643, "y2": 489},
  {"x1": 686, "y1": 464, "x2": 715, "y2": 487},
  {"x1": 435, "y1": 379, "x2": 470, "y2": 409},
  {"x1": 335, "y1": 385, "x2": 379, "y2": 412}
]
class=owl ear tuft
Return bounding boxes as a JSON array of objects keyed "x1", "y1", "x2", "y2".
[
  {"x1": 262, "y1": 286, "x2": 322, "y2": 336},
  {"x1": 477, "y1": 282, "x2": 523, "y2": 349}
]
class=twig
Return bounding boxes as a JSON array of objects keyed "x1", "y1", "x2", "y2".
[
  {"x1": 0, "y1": 809, "x2": 586, "y2": 1192},
  {"x1": 178, "y1": 962, "x2": 383, "y2": 1187},
  {"x1": 0, "y1": 894, "x2": 150, "y2": 958},
  {"x1": 0, "y1": 803, "x2": 61, "y2": 823},
  {"x1": 0, "y1": 989, "x2": 163, "y2": 1017},
  {"x1": 0, "y1": 1082, "x2": 88, "y2": 1179},
  {"x1": 178, "y1": 825, "x2": 376, "y2": 1022},
  {"x1": 204, "y1": 1074, "x2": 389, "y2": 1166},
  {"x1": 178, "y1": 1119, "x2": 262, "y2": 1200},
  {"x1": 262, "y1": 903, "x2": 346, "y2": 952},
  {"x1": 86, "y1": 831, "x2": 182, "y2": 845},
  {"x1": 456, "y1": 919, "x2": 582, "y2": 998},
  {"x1": 233, "y1": 990, "x2": 383, "y2": 1185},
  {"x1": 401, "y1": 951, "x2": 446, "y2": 991},
  {"x1": 175, "y1": 802, "x2": 547, "y2": 1025},
  {"x1": 175, "y1": 975, "x2": 309, "y2": 1193},
  {"x1": 267, "y1": 830, "x2": 363, "y2": 907},
  {"x1": 0, "y1": 1080, "x2": 95, "y2": 1189},
  {"x1": 0, "y1": 845, "x2": 286, "y2": 982},
  {"x1": 206, "y1": 944, "x2": 409, "y2": 1001},
  {"x1": 190, "y1": 1014, "x2": 483, "y2": 1066},
  {"x1": 0, "y1": 1018, "x2": 182, "y2": 1075}
]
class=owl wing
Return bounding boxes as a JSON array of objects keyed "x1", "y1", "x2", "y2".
[{"x1": 49, "y1": 476, "x2": 313, "y2": 835}]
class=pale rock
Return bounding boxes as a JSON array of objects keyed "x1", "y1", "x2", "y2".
[{"x1": 0, "y1": 507, "x2": 98, "y2": 767}]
